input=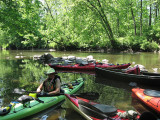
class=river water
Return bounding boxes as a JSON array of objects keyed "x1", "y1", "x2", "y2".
[{"x1": 0, "y1": 50, "x2": 160, "y2": 120}]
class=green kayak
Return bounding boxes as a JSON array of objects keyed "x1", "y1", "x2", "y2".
[{"x1": 0, "y1": 78, "x2": 84, "y2": 120}]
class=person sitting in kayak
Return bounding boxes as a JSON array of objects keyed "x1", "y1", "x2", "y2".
[{"x1": 36, "y1": 68, "x2": 62, "y2": 95}]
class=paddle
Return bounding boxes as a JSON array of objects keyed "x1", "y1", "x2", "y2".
[
  {"x1": 13, "y1": 88, "x2": 99, "y2": 100},
  {"x1": 70, "y1": 98, "x2": 114, "y2": 120},
  {"x1": 79, "y1": 104, "x2": 111, "y2": 119},
  {"x1": 36, "y1": 92, "x2": 99, "y2": 100},
  {"x1": 73, "y1": 92, "x2": 99, "y2": 100}
]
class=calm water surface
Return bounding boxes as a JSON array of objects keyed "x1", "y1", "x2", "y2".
[{"x1": 0, "y1": 50, "x2": 160, "y2": 120}]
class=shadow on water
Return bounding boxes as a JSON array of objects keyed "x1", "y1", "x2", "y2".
[
  {"x1": 96, "y1": 75, "x2": 160, "y2": 119},
  {"x1": 63, "y1": 108, "x2": 84, "y2": 120},
  {"x1": 131, "y1": 97, "x2": 160, "y2": 118},
  {"x1": 131, "y1": 97, "x2": 151, "y2": 114},
  {"x1": 95, "y1": 76, "x2": 160, "y2": 92},
  {"x1": 24, "y1": 101, "x2": 65, "y2": 120},
  {"x1": 95, "y1": 76, "x2": 133, "y2": 92}
]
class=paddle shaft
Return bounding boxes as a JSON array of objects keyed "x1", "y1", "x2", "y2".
[{"x1": 13, "y1": 88, "x2": 99, "y2": 100}]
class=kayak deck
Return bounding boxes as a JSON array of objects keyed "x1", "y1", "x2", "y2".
[{"x1": 132, "y1": 88, "x2": 160, "y2": 115}]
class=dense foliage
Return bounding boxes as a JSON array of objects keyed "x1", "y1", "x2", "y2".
[{"x1": 0, "y1": 0, "x2": 160, "y2": 52}]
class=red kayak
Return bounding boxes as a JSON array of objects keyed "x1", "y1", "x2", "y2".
[
  {"x1": 65, "y1": 94, "x2": 139, "y2": 120},
  {"x1": 132, "y1": 88, "x2": 160, "y2": 115},
  {"x1": 49, "y1": 63, "x2": 131, "y2": 71}
]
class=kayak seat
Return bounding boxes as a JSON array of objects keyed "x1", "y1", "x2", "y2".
[
  {"x1": 144, "y1": 89, "x2": 160, "y2": 97},
  {"x1": 78, "y1": 99, "x2": 117, "y2": 117},
  {"x1": 93, "y1": 104, "x2": 117, "y2": 117}
]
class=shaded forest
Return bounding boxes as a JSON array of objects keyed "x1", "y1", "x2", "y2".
[{"x1": 0, "y1": 0, "x2": 160, "y2": 52}]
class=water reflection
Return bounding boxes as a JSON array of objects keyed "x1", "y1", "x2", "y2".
[
  {"x1": 0, "y1": 59, "x2": 136, "y2": 119},
  {"x1": 95, "y1": 75, "x2": 160, "y2": 91},
  {"x1": 1, "y1": 50, "x2": 160, "y2": 73},
  {"x1": 131, "y1": 97, "x2": 150, "y2": 114},
  {"x1": 95, "y1": 76, "x2": 133, "y2": 92},
  {"x1": 131, "y1": 97, "x2": 160, "y2": 118},
  {"x1": 1, "y1": 51, "x2": 160, "y2": 119},
  {"x1": 25, "y1": 107, "x2": 64, "y2": 120},
  {"x1": 56, "y1": 70, "x2": 95, "y2": 76},
  {"x1": 0, "y1": 59, "x2": 97, "y2": 119},
  {"x1": 63, "y1": 108, "x2": 84, "y2": 120}
]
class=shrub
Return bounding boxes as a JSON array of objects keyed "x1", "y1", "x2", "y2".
[
  {"x1": 140, "y1": 40, "x2": 159, "y2": 52},
  {"x1": 116, "y1": 37, "x2": 130, "y2": 50}
]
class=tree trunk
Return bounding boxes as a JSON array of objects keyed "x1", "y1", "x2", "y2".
[
  {"x1": 155, "y1": 3, "x2": 158, "y2": 18},
  {"x1": 131, "y1": 7, "x2": 136, "y2": 35},
  {"x1": 44, "y1": 0, "x2": 55, "y2": 23},
  {"x1": 140, "y1": 0, "x2": 142, "y2": 36},
  {"x1": 154, "y1": 2, "x2": 159, "y2": 24},
  {"x1": 149, "y1": 4, "x2": 152, "y2": 26},
  {"x1": 117, "y1": 13, "x2": 120, "y2": 36},
  {"x1": 97, "y1": 0, "x2": 114, "y2": 40},
  {"x1": 86, "y1": 0, "x2": 116, "y2": 48}
]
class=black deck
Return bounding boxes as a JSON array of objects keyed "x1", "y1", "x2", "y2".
[{"x1": 95, "y1": 67, "x2": 160, "y2": 87}]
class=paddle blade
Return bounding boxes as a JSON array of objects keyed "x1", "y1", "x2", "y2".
[
  {"x1": 74, "y1": 92, "x2": 99, "y2": 100},
  {"x1": 13, "y1": 88, "x2": 37, "y2": 95}
]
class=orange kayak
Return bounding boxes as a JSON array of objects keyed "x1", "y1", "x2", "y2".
[{"x1": 132, "y1": 88, "x2": 160, "y2": 114}]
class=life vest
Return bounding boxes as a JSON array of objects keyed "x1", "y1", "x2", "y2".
[{"x1": 43, "y1": 75, "x2": 61, "y2": 92}]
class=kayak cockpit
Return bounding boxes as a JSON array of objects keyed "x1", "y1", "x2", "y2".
[
  {"x1": 93, "y1": 104, "x2": 117, "y2": 117},
  {"x1": 78, "y1": 99, "x2": 117, "y2": 117}
]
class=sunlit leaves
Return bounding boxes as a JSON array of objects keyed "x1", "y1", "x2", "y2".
[
  {"x1": 0, "y1": 0, "x2": 43, "y2": 49},
  {"x1": 0, "y1": 0, "x2": 159, "y2": 51}
]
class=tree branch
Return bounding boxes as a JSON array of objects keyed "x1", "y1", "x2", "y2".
[
  {"x1": 86, "y1": 0, "x2": 110, "y2": 37},
  {"x1": 44, "y1": 0, "x2": 55, "y2": 23}
]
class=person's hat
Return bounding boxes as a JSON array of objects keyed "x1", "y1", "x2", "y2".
[{"x1": 46, "y1": 68, "x2": 56, "y2": 74}]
